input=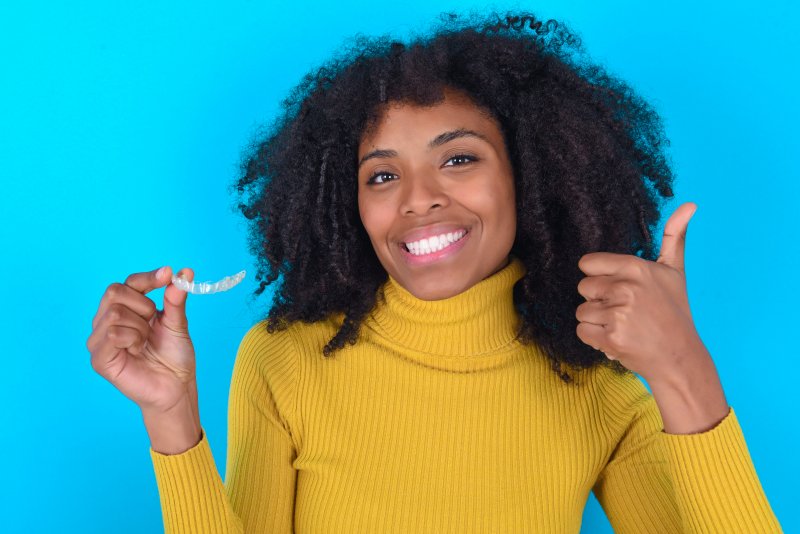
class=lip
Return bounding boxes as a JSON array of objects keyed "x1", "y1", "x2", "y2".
[{"x1": 398, "y1": 229, "x2": 470, "y2": 266}]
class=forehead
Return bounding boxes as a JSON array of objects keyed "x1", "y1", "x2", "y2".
[{"x1": 358, "y1": 90, "x2": 501, "y2": 151}]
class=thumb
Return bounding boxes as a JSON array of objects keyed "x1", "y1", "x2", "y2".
[
  {"x1": 161, "y1": 266, "x2": 194, "y2": 333},
  {"x1": 657, "y1": 202, "x2": 697, "y2": 274}
]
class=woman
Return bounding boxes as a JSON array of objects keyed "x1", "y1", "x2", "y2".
[{"x1": 87, "y1": 12, "x2": 782, "y2": 533}]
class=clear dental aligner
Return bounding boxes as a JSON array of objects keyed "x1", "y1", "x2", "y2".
[{"x1": 171, "y1": 270, "x2": 246, "y2": 295}]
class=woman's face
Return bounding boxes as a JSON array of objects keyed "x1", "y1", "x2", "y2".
[{"x1": 357, "y1": 88, "x2": 517, "y2": 300}]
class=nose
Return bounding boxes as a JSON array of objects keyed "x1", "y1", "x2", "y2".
[{"x1": 399, "y1": 169, "x2": 449, "y2": 216}]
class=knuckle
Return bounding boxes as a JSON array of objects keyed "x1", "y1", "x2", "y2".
[
  {"x1": 107, "y1": 310, "x2": 122, "y2": 323},
  {"x1": 619, "y1": 283, "x2": 635, "y2": 301},
  {"x1": 607, "y1": 328, "x2": 624, "y2": 347},
  {"x1": 135, "y1": 335, "x2": 148, "y2": 354},
  {"x1": 106, "y1": 283, "x2": 124, "y2": 300},
  {"x1": 608, "y1": 281, "x2": 630, "y2": 304},
  {"x1": 107, "y1": 325, "x2": 120, "y2": 339},
  {"x1": 629, "y1": 260, "x2": 646, "y2": 278},
  {"x1": 107, "y1": 303, "x2": 126, "y2": 322}
]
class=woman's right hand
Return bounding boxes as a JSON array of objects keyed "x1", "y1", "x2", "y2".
[{"x1": 87, "y1": 266, "x2": 198, "y2": 415}]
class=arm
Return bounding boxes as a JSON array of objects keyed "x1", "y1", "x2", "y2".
[
  {"x1": 592, "y1": 380, "x2": 782, "y2": 533},
  {"x1": 578, "y1": 205, "x2": 781, "y2": 530},
  {"x1": 149, "y1": 321, "x2": 299, "y2": 533}
]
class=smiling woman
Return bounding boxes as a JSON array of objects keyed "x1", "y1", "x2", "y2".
[
  {"x1": 87, "y1": 9, "x2": 783, "y2": 534},
  {"x1": 357, "y1": 88, "x2": 516, "y2": 300},
  {"x1": 231, "y1": 15, "x2": 682, "y2": 378}
]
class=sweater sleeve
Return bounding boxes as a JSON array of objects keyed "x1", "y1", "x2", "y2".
[
  {"x1": 592, "y1": 383, "x2": 782, "y2": 533},
  {"x1": 149, "y1": 321, "x2": 299, "y2": 533}
]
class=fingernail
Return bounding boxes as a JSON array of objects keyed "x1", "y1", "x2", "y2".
[{"x1": 157, "y1": 266, "x2": 166, "y2": 279}]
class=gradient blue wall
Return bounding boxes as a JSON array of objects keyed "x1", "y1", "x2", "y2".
[{"x1": 1, "y1": 1, "x2": 796, "y2": 531}]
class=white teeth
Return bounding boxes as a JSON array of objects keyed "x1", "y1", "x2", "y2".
[{"x1": 404, "y1": 230, "x2": 466, "y2": 256}]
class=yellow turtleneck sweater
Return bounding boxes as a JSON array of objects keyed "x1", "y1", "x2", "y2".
[{"x1": 150, "y1": 257, "x2": 781, "y2": 533}]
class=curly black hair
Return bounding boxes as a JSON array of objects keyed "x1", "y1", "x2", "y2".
[{"x1": 231, "y1": 11, "x2": 675, "y2": 384}]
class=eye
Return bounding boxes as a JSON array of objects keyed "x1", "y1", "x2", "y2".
[
  {"x1": 366, "y1": 171, "x2": 397, "y2": 185},
  {"x1": 443, "y1": 153, "x2": 478, "y2": 167}
]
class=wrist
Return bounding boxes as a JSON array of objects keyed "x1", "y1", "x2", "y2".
[
  {"x1": 142, "y1": 395, "x2": 202, "y2": 455},
  {"x1": 646, "y1": 352, "x2": 730, "y2": 434}
]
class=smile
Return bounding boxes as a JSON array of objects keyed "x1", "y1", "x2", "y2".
[
  {"x1": 399, "y1": 230, "x2": 470, "y2": 265},
  {"x1": 403, "y1": 229, "x2": 467, "y2": 255}
]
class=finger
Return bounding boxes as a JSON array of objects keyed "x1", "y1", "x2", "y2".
[
  {"x1": 93, "y1": 283, "x2": 159, "y2": 330},
  {"x1": 578, "y1": 252, "x2": 634, "y2": 276},
  {"x1": 576, "y1": 321, "x2": 606, "y2": 352},
  {"x1": 124, "y1": 266, "x2": 172, "y2": 295},
  {"x1": 577, "y1": 275, "x2": 613, "y2": 302},
  {"x1": 575, "y1": 301, "x2": 610, "y2": 326},
  {"x1": 656, "y1": 202, "x2": 696, "y2": 274},
  {"x1": 107, "y1": 325, "x2": 146, "y2": 353},
  {"x1": 162, "y1": 267, "x2": 194, "y2": 333},
  {"x1": 101, "y1": 302, "x2": 151, "y2": 337},
  {"x1": 91, "y1": 326, "x2": 145, "y2": 376},
  {"x1": 90, "y1": 303, "x2": 152, "y2": 353}
]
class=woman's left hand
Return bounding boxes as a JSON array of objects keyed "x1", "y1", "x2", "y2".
[
  {"x1": 575, "y1": 202, "x2": 710, "y2": 385},
  {"x1": 576, "y1": 202, "x2": 731, "y2": 434}
]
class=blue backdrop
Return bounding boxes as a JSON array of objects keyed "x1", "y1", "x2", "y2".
[{"x1": 1, "y1": 1, "x2": 796, "y2": 532}]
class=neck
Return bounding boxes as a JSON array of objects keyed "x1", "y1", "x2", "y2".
[{"x1": 364, "y1": 255, "x2": 527, "y2": 358}]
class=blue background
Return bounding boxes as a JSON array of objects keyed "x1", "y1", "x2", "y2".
[{"x1": 1, "y1": 0, "x2": 796, "y2": 531}]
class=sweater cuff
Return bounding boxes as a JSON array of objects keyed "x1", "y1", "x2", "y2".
[
  {"x1": 150, "y1": 428, "x2": 238, "y2": 533},
  {"x1": 150, "y1": 426, "x2": 211, "y2": 461},
  {"x1": 659, "y1": 407, "x2": 782, "y2": 532}
]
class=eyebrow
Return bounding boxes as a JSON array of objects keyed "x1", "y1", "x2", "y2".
[{"x1": 357, "y1": 128, "x2": 490, "y2": 169}]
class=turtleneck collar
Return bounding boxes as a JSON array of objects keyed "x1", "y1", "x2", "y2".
[{"x1": 364, "y1": 255, "x2": 527, "y2": 358}]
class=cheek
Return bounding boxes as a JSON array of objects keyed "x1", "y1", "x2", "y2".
[
  {"x1": 468, "y1": 179, "x2": 516, "y2": 243},
  {"x1": 469, "y1": 178, "x2": 516, "y2": 220},
  {"x1": 358, "y1": 196, "x2": 390, "y2": 241},
  {"x1": 503, "y1": 185, "x2": 517, "y2": 224},
  {"x1": 502, "y1": 188, "x2": 518, "y2": 238}
]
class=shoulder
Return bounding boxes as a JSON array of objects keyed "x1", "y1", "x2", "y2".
[
  {"x1": 575, "y1": 363, "x2": 661, "y2": 434},
  {"x1": 236, "y1": 314, "x2": 344, "y2": 369},
  {"x1": 575, "y1": 362, "x2": 651, "y2": 404},
  {"x1": 232, "y1": 316, "x2": 344, "y2": 427}
]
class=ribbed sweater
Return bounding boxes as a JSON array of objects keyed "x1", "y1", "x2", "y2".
[{"x1": 150, "y1": 256, "x2": 782, "y2": 533}]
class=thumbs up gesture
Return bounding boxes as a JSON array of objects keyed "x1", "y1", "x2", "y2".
[
  {"x1": 576, "y1": 202, "x2": 731, "y2": 433},
  {"x1": 575, "y1": 202, "x2": 709, "y2": 386}
]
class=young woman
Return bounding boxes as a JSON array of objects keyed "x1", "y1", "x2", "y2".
[{"x1": 87, "y1": 12, "x2": 782, "y2": 533}]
